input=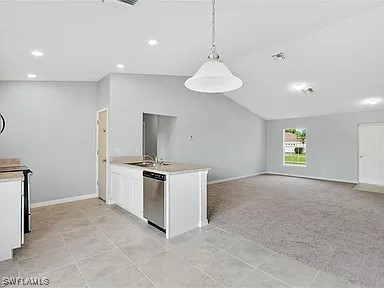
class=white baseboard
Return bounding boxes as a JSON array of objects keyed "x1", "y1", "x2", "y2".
[
  {"x1": 31, "y1": 193, "x2": 98, "y2": 208},
  {"x1": 208, "y1": 172, "x2": 265, "y2": 185},
  {"x1": 266, "y1": 172, "x2": 358, "y2": 184},
  {"x1": 199, "y1": 219, "x2": 209, "y2": 227}
]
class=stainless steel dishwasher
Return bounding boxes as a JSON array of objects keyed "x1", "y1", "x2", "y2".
[{"x1": 143, "y1": 171, "x2": 166, "y2": 232}]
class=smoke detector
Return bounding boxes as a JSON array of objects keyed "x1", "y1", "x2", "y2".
[{"x1": 272, "y1": 52, "x2": 286, "y2": 61}]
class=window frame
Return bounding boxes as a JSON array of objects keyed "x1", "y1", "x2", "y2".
[{"x1": 282, "y1": 128, "x2": 307, "y2": 167}]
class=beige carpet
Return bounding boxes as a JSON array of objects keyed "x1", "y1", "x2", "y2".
[{"x1": 208, "y1": 174, "x2": 384, "y2": 288}]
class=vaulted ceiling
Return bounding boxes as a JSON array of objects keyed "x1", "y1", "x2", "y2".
[{"x1": 0, "y1": 0, "x2": 383, "y2": 119}]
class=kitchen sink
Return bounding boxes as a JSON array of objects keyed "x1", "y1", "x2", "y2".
[{"x1": 127, "y1": 162, "x2": 170, "y2": 167}]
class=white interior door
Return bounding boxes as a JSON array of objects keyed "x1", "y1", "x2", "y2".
[
  {"x1": 359, "y1": 123, "x2": 384, "y2": 185},
  {"x1": 97, "y1": 110, "x2": 108, "y2": 201}
]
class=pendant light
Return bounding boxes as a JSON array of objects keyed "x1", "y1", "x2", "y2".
[{"x1": 185, "y1": 0, "x2": 243, "y2": 93}]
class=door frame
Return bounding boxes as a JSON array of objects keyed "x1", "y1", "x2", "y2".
[
  {"x1": 96, "y1": 108, "x2": 109, "y2": 202},
  {"x1": 357, "y1": 122, "x2": 384, "y2": 184}
]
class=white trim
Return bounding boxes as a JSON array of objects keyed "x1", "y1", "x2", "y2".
[
  {"x1": 199, "y1": 171, "x2": 209, "y2": 227},
  {"x1": 165, "y1": 176, "x2": 170, "y2": 239},
  {"x1": 208, "y1": 173, "x2": 265, "y2": 185},
  {"x1": 31, "y1": 193, "x2": 97, "y2": 208},
  {"x1": 199, "y1": 219, "x2": 209, "y2": 227},
  {"x1": 266, "y1": 172, "x2": 358, "y2": 184},
  {"x1": 358, "y1": 122, "x2": 384, "y2": 127},
  {"x1": 96, "y1": 107, "x2": 109, "y2": 201},
  {"x1": 283, "y1": 164, "x2": 306, "y2": 168}
]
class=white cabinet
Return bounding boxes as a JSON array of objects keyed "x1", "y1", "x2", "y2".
[
  {"x1": 110, "y1": 166, "x2": 143, "y2": 219},
  {"x1": 111, "y1": 172, "x2": 121, "y2": 204},
  {"x1": 119, "y1": 175, "x2": 131, "y2": 211},
  {"x1": 131, "y1": 179, "x2": 143, "y2": 218},
  {"x1": 0, "y1": 180, "x2": 23, "y2": 261}
]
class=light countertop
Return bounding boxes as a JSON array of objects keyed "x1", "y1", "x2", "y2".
[
  {"x1": 111, "y1": 162, "x2": 211, "y2": 175},
  {"x1": 0, "y1": 158, "x2": 21, "y2": 168},
  {"x1": 0, "y1": 172, "x2": 24, "y2": 183}
]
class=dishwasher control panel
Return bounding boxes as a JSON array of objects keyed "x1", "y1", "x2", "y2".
[{"x1": 143, "y1": 171, "x2": 166, "y2": 181}]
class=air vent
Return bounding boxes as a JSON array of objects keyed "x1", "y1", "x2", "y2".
[
  {"x1": 272, "y1": 52, "x2": 286, "y2": 61},
  {"x1": 116, "y1": 0, "x2": 139, "y2": 5},
  {"x1": 102, "y1": 0, "x2": 139, "y2": 8}
]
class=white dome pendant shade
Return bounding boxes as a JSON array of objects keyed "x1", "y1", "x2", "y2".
[
  {"x1": 185, "y1": 57, "x2": 243, "y2": 93},
  {"x1": 185, "y1": 0, "x2": 243, "y2": 94}
]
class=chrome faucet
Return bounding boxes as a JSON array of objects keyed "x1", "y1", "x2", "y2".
[
  {"x1": 143, "y1": 154, "x2": 155, "y2": 162},
  {"x1": 143, "y1": 154, "x2": 164, "y2": 166},
  {"x1": 145, "y1": 154, "x2": 161, "y2": 163}
]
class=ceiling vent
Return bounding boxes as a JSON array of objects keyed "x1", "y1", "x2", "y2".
[
  {"x1": 102, "y1": 0, "x2": 139, "y2": 9},
  {"x1": 272, "y1": 52, "x2": 286, "y2": 61},
  {"x1": 115, "y1": 0, "x2": 139, "y2": 5}
]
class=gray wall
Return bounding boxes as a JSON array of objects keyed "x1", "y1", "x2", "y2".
[
  {"x1": 143, "y1": 113, "x2": 157, "y2": 156},
  {"x1": 266, "y1": 110, "x2": 384, "y2": 182},
  {"x1": 109, "y1": 74, "x2": 266, "y2": 181},
  {"x1": 0, "y1": 81, "x2": 98, "y2": 203},
  {"x1": 98, "y1": 74, "x2": 110, "y2": 110},
  {"x1": 157, "y1": 115, "x2": 177, "y2": 161}
]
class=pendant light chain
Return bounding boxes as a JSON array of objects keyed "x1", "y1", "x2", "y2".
[{"x1": 211, "y1": 0, "x2": 216, "y2": 53}]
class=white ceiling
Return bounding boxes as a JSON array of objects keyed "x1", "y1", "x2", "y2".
[{"x1": 0, "y1": 0, "x2": 383, "y2": 119}]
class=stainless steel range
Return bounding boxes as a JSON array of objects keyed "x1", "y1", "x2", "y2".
[{"x1": 0, "y1": 165, "x2": 32, "y2": 233}]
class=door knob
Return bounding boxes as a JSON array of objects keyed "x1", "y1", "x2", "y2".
[{"x1": 101, "y1": 159, "x2": 107, "y2": 163}]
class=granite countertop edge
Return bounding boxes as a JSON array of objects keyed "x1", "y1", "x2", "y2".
[
  {"x1": 0, "y1": 172, "x2": 24, "y2": 183},
  {"x1": 110, "y1": 162, "x2": 211, "y2": 175}
]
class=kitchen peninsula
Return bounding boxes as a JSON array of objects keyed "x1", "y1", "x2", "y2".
[
  {"x1": 109, "y1": 156, "x2": 211, "y2": 239},
  {"x1": 0, "y1": 172, "x2": 24, "y2": 261}
]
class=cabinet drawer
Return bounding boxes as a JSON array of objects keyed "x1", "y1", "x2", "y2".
[
  {"x1": 110, "y1": 165, "x2": 123, "y2": 174},
  {"x1": 121, "y1": 168, "x2": 143, "y2": 180}
]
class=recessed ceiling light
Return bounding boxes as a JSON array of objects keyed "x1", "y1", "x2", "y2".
[
  {"x1": 365, "y1": 98, "x2": 381, "y2": 105},
  {"x1": 31, "y1": 51, "x2": 44, "y2": 57},
  {"x1": 294, "y1": 83, "x2": 306, "y2": 91},
  {"x1": 148, "y1": 39, "x2": 158, "y2": 46},
  {"x1": 116, "y1": 64, "x2": 125, "y2": 69},
  {"x1": 27, "y1": 74, "x2": 37, "y2": 78}
]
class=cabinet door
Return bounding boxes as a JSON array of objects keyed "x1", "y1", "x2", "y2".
[
  {"x1": 131, "y1": 179, "x2": 143, "y2": 218},
  {"x1": 119, "y1": 175, "x2": 132, "y2": 211},
  {"x1": 111, "y1": 173, "x2": 121, "y2": 204},
  {"x1": 119, "y1": 175, "x2": 132, "y2": 210}
]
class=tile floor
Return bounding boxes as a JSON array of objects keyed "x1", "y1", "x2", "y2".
[{"x1": 0, "y1": 198, "x2": 361, "y2": 288}]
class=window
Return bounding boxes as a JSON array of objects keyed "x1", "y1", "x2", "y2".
[{"x1": 284, "y1": 128, "x2": 306, "y2": 166}]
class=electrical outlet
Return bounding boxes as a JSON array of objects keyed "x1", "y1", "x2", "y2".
[
  {"x1": 135, "y1": 146, "x2": 141, "y2": 154},
  {"x1": 115, "y1": 147, "x2": 120, "y2": 154}
]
